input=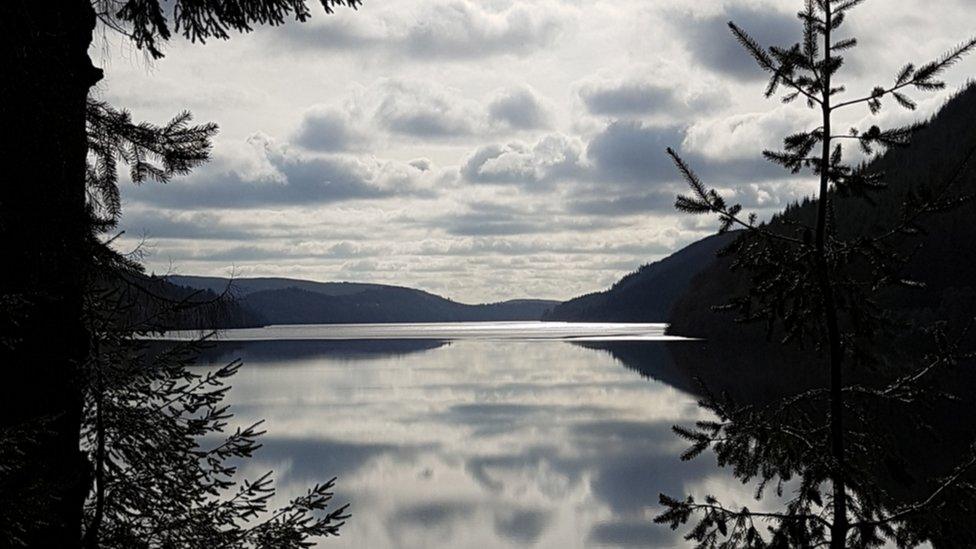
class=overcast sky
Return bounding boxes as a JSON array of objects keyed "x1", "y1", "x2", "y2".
[{"x1": 93, "y1": 0, "x2": 976, "y2": 303}]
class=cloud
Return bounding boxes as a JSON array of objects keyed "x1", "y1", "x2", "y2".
[
  {"x1": 442, "y1": 215, "x2": 545, "y2": 237},
  {"x1": 680, "y1": 5, "x2": 800, "y2": 81},
  {"x1": 493, "y1": 508, "x2": 551, "y2": 545},
  {"x1": 586, "y1": 121, "x2": 685, "y2": 185},
  {"x1": 578, "y1": 78, "x2": 729, "y2": 117},
  {"x1": 414, "y1": 199, "x2": 626, "y2": 238},
  {"x1": 101, "y1": 0, "x2": 976, "y2": 304},
  {"x1": 461, "y1": 134, "x2": 585, "y2": 185},
  {"x1": 586, "y1": 118, "x2": 792, "y2": 190},
  {"x1": 587, "y1": 520, "x2": 679, "y2": 548},
  {"x1": 681, "y1": 104, "x2": 811, "y2": 161},
  {"x1": 454, "y1": 116, "x2": 792, "y2": 212},
  {"x1": 278, "y1": 0, "x2": 568, "y2": 61},
  {"x1": 568, "y1": 190, "x2": 678, "y2": 216},
  {"x1": 124, "y1": 134, "x2": 439, "y2": 209},
  {"x1": 374, "y1": 79, "x2": 481, "y2": 138},
  {"x1": 398, "y1": 1, "x2": 565, "y2": 60},
  {"x1": 296, "y1": 81, "x2": 552, "y2": 145},
  {"x1": 118, "y1": 208, "x2": 257, "y2": 241},
  {"x1": 390, "y1": 500, "x2": 477, "y2": 530},
  {"x1": 488, "y1": 86, "x2": 552, "y2": 130},
  {"x1": 293, "y1": 105, "x2": 369, "y2": 152},
  {"x1": 580, "y1": 81, "x2": 681, "y2": 116},
  {"x1": 429, "y1": 204, "x2": 559, "y2": 237}
]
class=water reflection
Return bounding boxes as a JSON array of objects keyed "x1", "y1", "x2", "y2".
[
  {"x1": 595, "y1": 340, "x2": 976, "y2": 547},
  {"x1": 197, "y1": 336, "x2": 749, "y2": 548},
  {"x1": 191, "y1": 339, "x2": 449, "y2": 364}
]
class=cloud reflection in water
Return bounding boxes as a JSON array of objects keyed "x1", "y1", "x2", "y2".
[{"x1": 203, "y1": 337, "x2": 755, "y2": 548}]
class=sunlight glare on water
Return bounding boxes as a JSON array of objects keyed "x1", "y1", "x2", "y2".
[{"x1": 165, "y1": 321, "x2": 689, "y2": 342}]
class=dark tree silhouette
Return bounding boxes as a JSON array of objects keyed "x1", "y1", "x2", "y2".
[
  {"x1": 76, "y1": 100, "x2": 349, "y2": 548},
  {"x1": 0, "y1": 2, "x2": 359, "y2": 546},
  {"x1": 655, "y1": 1, "x2": 976, "y2": 547},
  {"x1": 80, "y1": 244, "x2": 349, "y2": 548}
]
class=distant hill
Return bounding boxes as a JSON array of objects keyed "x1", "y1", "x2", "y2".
[
  {"x1": 668, "y1": 82, "x2": 976, "y2": 339},
  {"x1": 114, "y1": 274, "x2": 264, "y2": 330},
  {"x1": 166, "y1": 275, "x2": 558, "y2": 326},
  {"x1": 542, "y1": 231, "x2": 739, "y2": 322},
  {"x1": 165, "y1": 276, "x2": 390, "y2": 297}
]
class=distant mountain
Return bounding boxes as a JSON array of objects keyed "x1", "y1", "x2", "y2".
[
  {"x1": 165, "y1": 276, "x2": 390, "y2": 297},
  {"x1": 166, "y1": 275, "x2": 558, "y2": 326},
  {"x1": 542, "y1": 231, "x2": 739, "y2": 322},
  {"x1": 117, "y1": 274, "x2": 264, "y2": 330},
  {"x1": 668, "y1": 82, "x2": 976, "y2": 339}
]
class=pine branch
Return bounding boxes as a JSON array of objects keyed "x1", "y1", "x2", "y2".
[
  {"x1": 832, "y1": 36, "x2": 976, "y2": 112},
  {"x1": 667, "y1": 148, "x2": 805, "y2": 245}
]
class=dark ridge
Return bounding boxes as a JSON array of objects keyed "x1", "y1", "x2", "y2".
[
  {"x1": 668, "y1": 82, "x2": 976, "y2": 339},
  {"x1": 543, "y1": 231, "x2": 740, "y2": 322},
  {"x1": 165, "y1": 275, "x2": 559, "y2": 326}
]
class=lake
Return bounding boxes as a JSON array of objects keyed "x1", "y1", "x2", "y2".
[{"x1": 186, "y1": 322, "x2": 759, "y2": 548}]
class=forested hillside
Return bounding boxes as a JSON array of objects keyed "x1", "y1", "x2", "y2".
[
  {"x1": 167, "y1": 276, "x2": 558, "y2": 326},
  {"x1": 668, "y1": 83, "x2": 976, "y2": 338},
  {"x1": 543, "y1": 232, "x2": 739, "y2": 322},
  {"x1": 121, "y1": 275, "x2": 265, "y2": 329}
]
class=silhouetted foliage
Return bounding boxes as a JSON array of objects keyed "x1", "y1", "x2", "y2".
[
  {"x1": 80, "y1": 247, "x2": 348, "y2": 548},
  {"x1": 669, "y1": 83, "x2": 976, "y2": 341},
  {"x1": 93, "y1": 0, "x2": 361, "y2": 58},
  {"x1": 656, "y1": 1, "x2": 976, "y2": 547},
  {"x1": 77, "y1": 97, "x2": 349, "y2": 547},
  {"x1": 1, "y1": 2, "x2": 361, "y2": 544}
]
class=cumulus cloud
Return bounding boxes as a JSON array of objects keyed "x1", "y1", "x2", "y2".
[
  {"x1": 374, "y1": 79, "x2": 482, "y2": 138},
  {"x1": 119, "y1": 208, "x2": 257, "y2": 241},
  {"x1": 294, "y1": 81, "x2": 552, "y2": 145},
  {"x1": 442, "y1": 214, "x2": 548, "y2": 237},
  {"x1": 461, "y1": 134, "x2": 585, "y2": 185},
  {"x1": 424, "y1": 201, "x2": 623, "y2": 237},
  {"x1": 399, "y1": 1, "x2": 565, "y2": 60},
  {"x1": 578, "y1": 78, "x2": 729, "y2": 117},
  {"x1": 124, "y1": 134, "x2": 439, "y2": 209},
  {"x1": 488, "y1": 86, "x2": 553, "y2": 130},
  {"x1": 456, "y1": 116, "x2": 791, "y2": 202},
  {"x1": 568, "y1": 190, "x2": 679, "y2": 216},
  {"x1": 279, "y1": 0, "x2": 568, "y2": 61},
  {"x1": 409, "y1": 158, "x2": 433, "y2": 171},
  {"x1": 585, "y1": 118, "x2": 794, "y2": 190},
  {"x1": 585, "y1": 121, "x2": 685, "y2": 185},
  {"x1": 293, "y1": 105, "x2": 369, "y2": 152},
  {"x1": 679, "y1": 5, "x2": 799, "y2": 81},
  {"x1": 101, "y1": 0, "x2": 976, "y2": 302},
  {"x1": 580, "y1": 81, "x2": 682, "y2": 116},
  {"x1": 681, "y1": 104, "x2": 812, "y2": 161}
]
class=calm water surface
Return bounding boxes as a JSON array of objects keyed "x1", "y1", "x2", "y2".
[{"x1": 189, "y1": 323, "x2": 757, "y2": 548}]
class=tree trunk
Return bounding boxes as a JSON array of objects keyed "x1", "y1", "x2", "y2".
[
  {"x1": 0, "y1": 2, "x2": 101, "y2": 546},
  {"x1": 815, "y1": 6, "x2": 848, "y2": 548}
]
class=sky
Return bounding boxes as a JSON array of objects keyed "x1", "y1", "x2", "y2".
[{"x1": 93, "y1": 0, "x2": 976, "y2": 303}]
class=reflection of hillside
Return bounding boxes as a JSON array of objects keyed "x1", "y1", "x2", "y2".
[
  {"x1": 576, "y1": 342, "x2": 700, "y2": 396},
  {"x1": 585, "y1": 340, "x2": 976, "y2": 546},
  {"x1": 578, "y1": 341, "x2": 827, "y2": 403},
  {"x1": 149, "y1": 339, "x2": 448, "y2": 365}
]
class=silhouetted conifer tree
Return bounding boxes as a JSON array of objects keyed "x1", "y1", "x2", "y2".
[
  {"x1": 81, "y1": 101, "x2": 349, "y2": 548},
  {"x1": 1, "y1": 2, "x2": 359, "y2": 545},
  {"x1": 655, "y1": 1, "x2": 976, "y2": 547},
  {"x1": 81, "y1": 238, "x2": 348, "y2": 548}
]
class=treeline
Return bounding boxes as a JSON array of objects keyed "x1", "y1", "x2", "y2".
[
  {"x1": 167, "y1": 276, "x2": 558, "y2": 326},
  {"x1": 543, "y1": 232, "x2": 739, "y2": 322},
  {"x1": 668, "y1": 81, "x2": 976, "y2": 341},
  {"x1": 117, "y1": 274, "x2": 265, "y2": 330}
]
